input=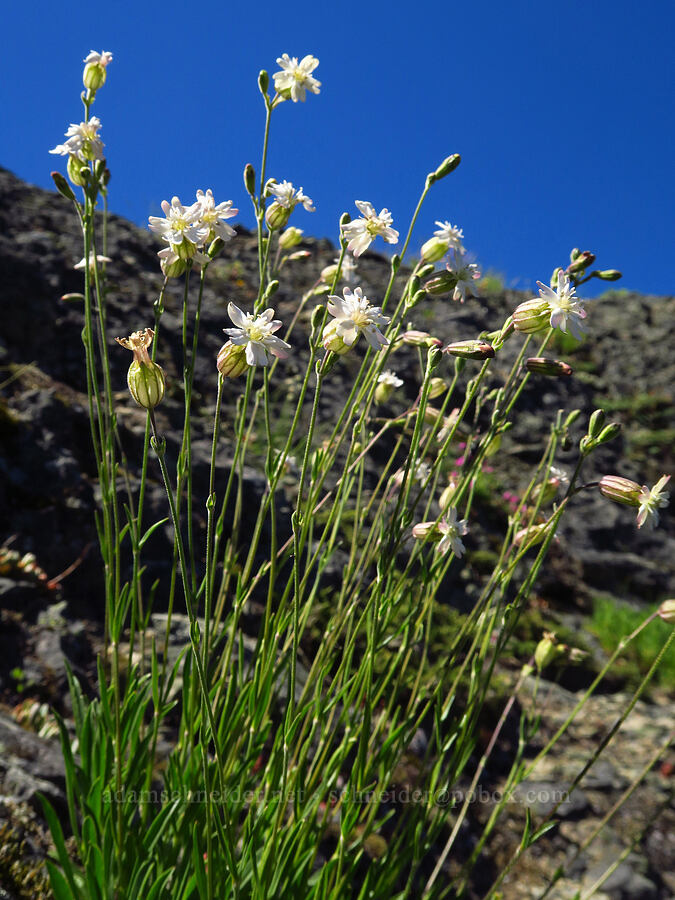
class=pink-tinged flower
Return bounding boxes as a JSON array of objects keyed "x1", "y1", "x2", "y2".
[
  {"x1": 445, "y1": 250, "x2": 481, "y2": 303},
  {"x1": 536, "y1": 270, "x2": 587, "y2": 339},
  {"x1": 49, "y1": 118, "x2": 104, "y2": 162},
  {"x1": 637, "y1": 475, "x2": 670, "y2": 529},
  {"x1": 223, "y1": 303, "x2": 291, "y2": 366},
  {"x1": 324, "y1": 286, "x2": 390, "y2": 352},
  {"x1": 148, "y1": 196, "x2": 202, "y2": 257},
  {"x1": 341, "y1": 201, "x2": 399, "y2": 257},
  {"x1": 84, "y1": 50, "x2": 113, "y2": 67},
  {"x1": 412, "y1": 508, "x2": 468, "y2": 557},
  {"x1": 273, "y1": 54, "x2": 321, "y2": 102},
  {"x1": 194, "y1": 189, "x2": 238, "y2": 243}
]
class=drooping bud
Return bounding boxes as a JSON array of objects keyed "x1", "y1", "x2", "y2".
[
  {"x1": 598, "y1": 475, "x2": 642, "y2": 507},
  {"x1": 412, "y1": 521, "x2": 443, "y2": 541},
  {"x1": 115, "y1": 329, "x2": 165, "y2": 409},
  {"x1": 423, "y1": 270, "x2": 457, "y2": 296},
  {"x1": 216, "y1": 341, "x2": 249, "y2": 378},
  {"x1": 279, "y1": 227, "x2": 304, "y2": 250},
  {"x1": 525, "y1": 357, "x2": 573, "y2": 377},
  {"x1": 444, "y1": 340, "x2": 495, "y2": 360},
  {"x1": 265, "y1": 201, "x2": 291, "y2": 231},
  {"x1": 513, "y1": 298, "x2": 551, "y2": 334},
  {"x1": 657, "y1": 599, "x2": 675, "y2": 624}
]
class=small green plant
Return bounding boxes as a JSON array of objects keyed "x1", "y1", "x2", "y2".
[{"x1": 590, "y1": 595, "x2": 675, "y2": 689}]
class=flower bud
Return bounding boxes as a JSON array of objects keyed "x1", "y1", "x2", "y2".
[
  {"x1": 258, "y1": 70, "x2": 269, "y2": 95},
  {"x1": 591, "y1": 269, "x2": 622, "y2": 281},
  {"x1": 427, "y1": 153, "x2": 461, "y2": 184},
  {"x1": 412, "y1": 521, "x2": 443, "y2": 541},
  {"x1": 67, "y1": 155, "x2": 89, "y2": 187},
  {"x1": 279, "y1": 227, "x2": 303, "y2": 250},
  {"x1": 444, "y1": 340, "x2": 495, "y2": 360},
  {"x1": 513, "y1": 298, "x2": 551, "y2": 334},
  {"x1": 570, "y1": 248, "x2": 581, "y2": 263},
  {"x1": 532, "y1": 479, "x2": 559, "y2": 506},
  {"x1": 595, "y1": 422, "x2": 621, "y2": 445},
  {"x1": 244, "y1": 163, "x2": 256, "y2": 197},
  {"x1": 375, "y1": 382, "x2": 394, "y2": 404},
  {"x1": 423, "y1": 406, "x2": 443, "y2": 425},
  {"x1": 534, "y1": 632, "x2": 563, "y2": 671},
  {"x1": 417, "y1": 262, "x2": 436, "y2": 279},
  {"x1": 598, "y1": 475, "x2": 642, "y2": 507},
  {"x1": 428, "y1": 377, "x2": 447, "y2": 400},
  {"x1": 265, "y1": 201, "x2": 291, "y2": 231},
  {"x1": 175, "y1": 237, "x2": 198, "y2": 261},
  {"x1": 525, "y1": 357, "x2": 573, "y2": 377},
  {"x1": 322, "y1": 321, "x2": 351, "y2": 355},
  {"x1": 398, "y1": 330, "x2": 443, "y2": 348},
  {"x1": 514, "y1": 523, "x2": 549, "y2": 548},
  {"x1": 439, "y1": 481, "x2": 456, "y2": 509},
  {"x1": 159, "y1": 253, "x2": 188, "y2": 279},
  {"x1": 216, "y1": 341, "x2": 249, "y2": 378},
  {"x1": 115, "y1": 329, "x2": 165, "y2": 409},
  {"x1": 83, "y1": 51, "x2": 112, "y2": 91},
  {"x1": 423, "y1": 270, "x2": 457, "y2": 296},
  {"x1": 657, "y1": 599, "x2": 675, "y2": 624},
  {"x1": 566, "y1": 251, "x2": 596, "y2": 274},
  {"x1": 421, "y1": 237, "x2": 449, "y2": 264},
  {"x1": 51, "y1": 171, "x2": 77, "y2": 201}
]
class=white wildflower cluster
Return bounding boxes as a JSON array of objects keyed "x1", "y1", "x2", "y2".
[
  {"x1": 420, "y1": 217, "x2": 480, "y2": 303},
  {"x1": 148, "y1": 190, "x2": 238, "y2": 276}
]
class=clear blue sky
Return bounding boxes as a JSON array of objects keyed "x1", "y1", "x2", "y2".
[{"x1": 2, "y1": 0, "x2": 673, "y2": 296}]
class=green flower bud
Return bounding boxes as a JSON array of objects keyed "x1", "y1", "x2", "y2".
[
  {"x1": 566, "y1": 251, "x2": 596, "y2": 274},
  {"x1": 595, "y1": 422, "x2": 622, "y2": 445},
  {"x1": 322, "y1": 321, "x2": 351, "y2": 355},
  {"x1": 421, "y1": 236, "x2": 449, "y2": 263},
  {"x1": 258, "y1": 70, "x2": 269, "y2": 95},
  {"x1": 423, "y1": 270, "x2": 457, "y2": 296},
  {"x1": 216, "y1": 341, "x2": 249, "y2": 378},
  {"x1": 265, "y1": 201, "x2": 291, "y2": 231},
  {"x1": 51, "y1": 170, "x2": 76, "y2": 201},
  {"x1": 513, "y1": 298, "x2": 551, "y2": 334},
  {"x1": 598, "y1": 475, "x2": 641, "y2": 507},
  {"x1": 534, "y1": 632, "x2": 563, "y2": 671},
  {"x1": 525, "y1": 357, "x2": 573, "y2": 377},
  {"x1": 591, "y1": 269, "x2": 622, "y2": 281},
  {"x1": 279, "y1": 227, "x2": 303, "y2": 250},
  {"x1": 427, "y1": 153, "x2": 461, "y2": 184},
  {"x1": 67, "y1": 155, "x2": 89, "y2": 187},
  {"x1": 428, "y1": 377, "x2": 447, "y2": 399},
  {"x1": 115, "y1": 329, "x2": 165, "y2": 409},
  {"x1": 244, "y1": 163, "x2": 256, "y2": 197},
  {"x1": 444, "y1": 340, "x2": 495, "y2": 360}
]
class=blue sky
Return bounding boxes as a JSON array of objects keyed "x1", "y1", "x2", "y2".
[{"x1": 2, "y1": 0, "x2": 673, "y2": 296}]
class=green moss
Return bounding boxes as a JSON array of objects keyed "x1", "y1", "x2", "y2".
[{"x1": 590, "y1": 595, "x2": 675, "y2": 691}]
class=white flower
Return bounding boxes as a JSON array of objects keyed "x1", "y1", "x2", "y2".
[
  {"x1": 378, "y1": 370, "x2": 403, "y2": 388},
  {"x1": 224, "y1": 303, "x2": 291, "y2": 367},
  {"x1": 536, "y1": 270, "x2": 587, "y2": 340},
  {"x1": 148, "y1": 196, "x2": 202, "y2": 250},
  {"x1": 341, "y1": 201, "x2": 399, "y2": 257},
  {"x1": 548, "y1": 466, "x2": 569, "y2": 487},
  {"x1": 437, "y1": 509, "x2": 469, "y2": 557},
  {"x1": 267, "y1": 180, "x2": 314, "y2": 212},
  {"x1": 326, "y1": 286, "x2": 390, "y2": 350},
  {"x1": 83, "y1": 50, "x2": 113, "y2": 67},
  {"x1": 414, "y1": 462, "x2": 431, "y2": 483},
  {"x1": 446, "y1": 250, "x2": 481, "y2": 303},
  {"x1": 637, "y1": 475, "x2": 670, "y2": 530},
  {"x1": 433, "y1": 221, "x2": 465, "y2": 252},
  {"x1": 49, "y1": 118, "x2": 104, "y2": 162},
  {"x1": 194, "y1": 189, "x2": 238, "y2": 243},
  {"x1": 273, "y1": 54, "x2": 321, "y2": 102}
]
